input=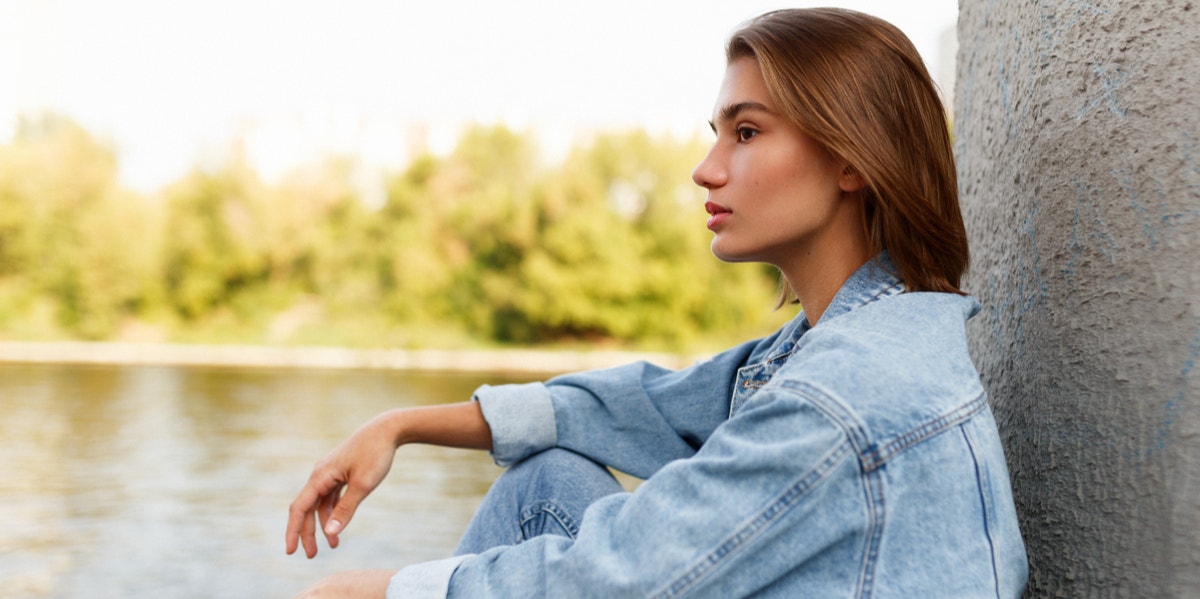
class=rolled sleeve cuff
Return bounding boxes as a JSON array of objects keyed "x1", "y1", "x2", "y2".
[
  {"x1": 474, "y1": 382, "x2": 557, "y2": 467},
  {"x1": 387, "y1": 555, "x2": 472, "y2": 599}
]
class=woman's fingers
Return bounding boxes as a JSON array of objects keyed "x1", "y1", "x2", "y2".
[
  {"x1": 304, "y1": 504, "x2": 321, "y2": 558},
  {"x1": 317, "y1": 484, "x2": 343, "y2": 548},
  {"x1": 285, "y1": 486, "x2": 316, "y2": 556},
  {"x1": 325, "y1": 482, "x2": 371, "y2": 540},
  {"x1": 287, "y1": 471, "x2": 344, "y2": 558}
]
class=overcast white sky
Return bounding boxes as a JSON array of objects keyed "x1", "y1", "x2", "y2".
[{"x1": 0, "y1": 0, "x2": 958, "y2": 190}]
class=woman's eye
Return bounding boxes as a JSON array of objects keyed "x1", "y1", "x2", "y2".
[{"x1": 736, "y1": 127, "x2": 758, "y2": 142}]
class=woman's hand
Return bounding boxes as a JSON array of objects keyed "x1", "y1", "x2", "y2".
[
  {"x1": 286, "y1": 410, "x2": 405, "y2": 558},
  {"x1": 285, "y1": 402, "x2": 493, "y2": 558}
]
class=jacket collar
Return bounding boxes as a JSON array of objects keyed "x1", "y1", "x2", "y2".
[{"x1": 802, "y1": 252, "x2": 905, "y2": 326}]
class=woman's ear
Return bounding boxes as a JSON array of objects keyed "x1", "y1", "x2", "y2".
[{"x1": 838, "y1": 164, "x2": 868, "y2": 193}]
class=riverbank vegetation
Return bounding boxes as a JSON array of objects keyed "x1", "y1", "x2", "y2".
[{"x1": 0, "y1": 115, "x2": 791, "y2": 352}]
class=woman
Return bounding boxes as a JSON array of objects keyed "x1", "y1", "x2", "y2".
[{"x1": 287, "y1": 8, "x2": 1028, "y2": 598}]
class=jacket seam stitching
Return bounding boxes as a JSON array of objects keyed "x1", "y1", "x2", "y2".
[
  {"x1": 859, "y1": 392, "x2": 989, "y2": 472},
  {"x1": 866, "y1": 281, "x2": 905, "y2": 304},
  {"x1": 774, "y1": 381, "x2": 884, "y2": 599},
  {"x1": 776, "y1": 381, "x2": 874, "y2": 456},
  {"x1": 855, "y1": 465, "x2": 885, "y2": 599},
  {"x1": 961, "y1": 424, "x2": 1003, "y2": 599},
  {"x1": 648, "y1": 440, "x2": 853, "y2": 599}
]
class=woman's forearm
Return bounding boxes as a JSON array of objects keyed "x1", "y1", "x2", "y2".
[{"x1": 389, "y1": 401, "x2": 494, "y2": 451}]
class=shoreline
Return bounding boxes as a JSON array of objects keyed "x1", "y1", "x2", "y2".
[{"x1": 0, "y1": 341, "x2": 703, "y2": 375}]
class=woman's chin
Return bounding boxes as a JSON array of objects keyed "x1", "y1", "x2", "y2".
[{"x1": 710, "y1": 240, "x2": 757, "y2": 264}]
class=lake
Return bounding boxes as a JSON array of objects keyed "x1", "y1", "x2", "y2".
[{"x1": 0, "y1": 363, "x2": 542, "y2": 598}]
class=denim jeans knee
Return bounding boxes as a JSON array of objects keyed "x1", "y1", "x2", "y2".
[{"x1": 455, "y1": 448, "x2": 624, "y2": 555}]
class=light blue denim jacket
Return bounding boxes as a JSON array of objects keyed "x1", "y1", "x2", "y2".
[{"x1": 389, "y1": 255, "x2": 1028, "y2": 598}]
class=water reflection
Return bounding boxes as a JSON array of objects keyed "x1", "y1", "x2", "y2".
[{"x1": 0, "y1": 364, "x2": 536, "y2": 598}]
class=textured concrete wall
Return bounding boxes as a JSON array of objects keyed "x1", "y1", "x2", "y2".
[{"x1": 955, "y1": 0, "x2": 1199, "y2": 596}]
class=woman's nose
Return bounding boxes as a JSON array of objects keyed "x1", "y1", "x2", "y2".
[{"x1": 691, "y1": 147, "x2": 727, "y2": 189}]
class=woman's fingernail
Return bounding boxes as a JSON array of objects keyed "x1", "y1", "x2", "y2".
[{"x1": 325, "y1": 519, "x2": 342, "y2": 535}]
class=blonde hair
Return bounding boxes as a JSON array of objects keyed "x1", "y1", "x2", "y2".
[{"x1": 728, "y1": 8, "x2": 968, "y2": 294}]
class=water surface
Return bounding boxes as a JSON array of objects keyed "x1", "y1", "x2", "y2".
[{"x1": 0, "y1": 363, "x2": 535, "y2": 598}]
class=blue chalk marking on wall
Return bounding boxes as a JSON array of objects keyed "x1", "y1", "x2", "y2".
[
  {"x1": 1076, "y1": 63, "x2": 1135, "y2": 121},
  {"x1": 1063, "y1": 181, "x2": 1119, "y2": 298},
  {"x1": 1147, "y1": 327, "x2": 1200, "y2": 459},
  {"x1": 983, "y1": 201, "x2": 1052, "y2": 356},
  {"x1": 1036, "y1": 0, "x2": 1109, "y2": 61},
  {"x1": 989, "y1": 2, "x2": 1117, "y2": 140},
  {"x1": 997, "y1": 26, "x2": 1033, "y2": 141},
  {"x1": 1111, "y1": 168, "x2": 1161, "y2": 250},
  {"x1": 1110, "y1": 132, "x2": 1200, "y2": 250},
  {"x1": 1182, "y1": 131, "x2": 1200, "y2": 193},
  {"x1": 1020, "y1": 202, "x2": 1051, "y2": 303}
]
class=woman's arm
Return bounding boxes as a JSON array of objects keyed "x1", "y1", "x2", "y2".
[
  {"x1": 479, "y1": 323, "x2": 797, "y2": 478},
  {"x1": 393, "y1": 384, "x2": 862, "y2": 598},
  {"x1": 285, "y1": 401, "x2": 493, "y2": 559}
]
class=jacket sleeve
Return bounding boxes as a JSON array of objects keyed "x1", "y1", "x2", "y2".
[
  {"x1": 476, "y1": 335, "x2": 766, "y2": 478},
  {"x1": 391, "y1": 381, "x2": 864, "y2": 598}
]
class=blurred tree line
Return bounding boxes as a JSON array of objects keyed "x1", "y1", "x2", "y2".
[{"x1": 0, "y1": 114, "x2": 790, "y2": 350}]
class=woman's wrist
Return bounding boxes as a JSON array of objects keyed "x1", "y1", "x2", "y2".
[{"x1": 376, "y1": 408, "x2": 415, "y2": 448}]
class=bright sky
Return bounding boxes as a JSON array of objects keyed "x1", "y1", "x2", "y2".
[{"x1": 0, "y1": 0, "x2": 957, "y2": 191}]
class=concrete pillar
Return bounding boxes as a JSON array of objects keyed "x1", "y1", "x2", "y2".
[{"x1": 955, "y1": 0, "x2": 1199, "y2": 596}]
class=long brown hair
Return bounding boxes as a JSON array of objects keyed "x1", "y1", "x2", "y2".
[{"x1": 728, "y1": 8, "x2": 968, "y2": 294}]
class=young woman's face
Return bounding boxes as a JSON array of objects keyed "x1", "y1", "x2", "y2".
[{"x1": 692, "y1": 57, "x2": 855, "y2": 271}]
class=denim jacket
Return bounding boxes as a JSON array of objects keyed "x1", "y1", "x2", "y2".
[{"x1": 388, "y1": 255, "x2": 1028, "y2": 598}]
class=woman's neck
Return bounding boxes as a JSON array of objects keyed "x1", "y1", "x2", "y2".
[{"x1": 781, "y1": 238, "x2": 873, "y2": 327}]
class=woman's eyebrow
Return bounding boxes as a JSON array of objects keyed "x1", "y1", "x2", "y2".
[
  {"x1": 709, "y1": 101, "x2": 775, "y2": 131},
  {"x1": 721, "y1": 101, "x2": 773, "y2": 122}
]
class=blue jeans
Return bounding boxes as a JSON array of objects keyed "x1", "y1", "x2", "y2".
[{"x1": 454, "y1": 448, "x2": 625, "y2": 555}]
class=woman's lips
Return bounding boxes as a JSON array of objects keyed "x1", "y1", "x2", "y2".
[{"x1": 705, "y1": 201, "x2": 731, "y2": 230}]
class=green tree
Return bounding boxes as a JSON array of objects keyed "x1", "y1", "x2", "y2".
[
  {"x1": 0, "y1": 115, "x2": 154, "y2": 338},
  {"x1": 374, "y1": 154, "x2": 461, "y2": 323},
  {"x1": 0, "y1": 117, "x2": 789, "y2": 349},
  {"x1": 267, "y1": 158, "x2": 378, "y2": 311},
  {"x1": 160, "y1": 159, "x2": 269, "y2": 320}
]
